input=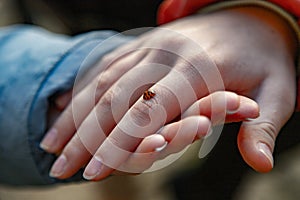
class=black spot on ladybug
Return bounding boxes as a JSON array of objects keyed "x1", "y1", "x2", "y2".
[{"x1": 143, "y1": 90, "x2": 156, "y2": 100}]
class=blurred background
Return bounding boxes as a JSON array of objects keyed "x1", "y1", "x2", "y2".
[{"x1": 1, "y1": 0, "x2": 300, "y2": 199}]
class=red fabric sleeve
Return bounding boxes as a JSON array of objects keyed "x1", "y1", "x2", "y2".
[
  {"x1": 157, "y1": 0, "x2": 300, "y2": 25},
  {"x1": 157, "y1": 0, "x2": 216, "y2": 24},
  {"x1": 268, "y1": 0, "x2": 300, "y2": 21}
]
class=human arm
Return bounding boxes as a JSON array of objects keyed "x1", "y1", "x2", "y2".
[{"x1": 42, "y1": 5, "x2": 297, "y2": 181}]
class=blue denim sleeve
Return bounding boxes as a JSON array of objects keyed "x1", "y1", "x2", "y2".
[{"x1": 0, "y1": 25, "x2": 133, "y2": 186}]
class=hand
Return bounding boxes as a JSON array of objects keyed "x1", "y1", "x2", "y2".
[
  {"x1": 48, "y1": 91, "x2": 259, "y2": 178},
  {"x1": 41, "y1": 6, "x2": 296, "y2": 180}
]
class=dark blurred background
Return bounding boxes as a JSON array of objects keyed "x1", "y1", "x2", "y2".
[{"x1": 1, "y1": 1, "x2": 300, "y2": 199}]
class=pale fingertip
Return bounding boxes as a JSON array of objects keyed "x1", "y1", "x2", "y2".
[
  {"x1": 196, "y1": 116, "x2": 212, "y2": 139},
  {"x1": 83, "y1": 157, "x2": 103, "y2": 180},
  {"x1": 49, "y1": 154, "x2": 67, "y2": 178},
  {"x1": 257, "y1": 142, "x2": 274, "y2": 169},
  {"x1": 155, "y1": 141, "x2": 168, "y2": 152},
  {"x1": 137, "y1": 134, "x2": 166, "y2": 153},
  {"x1": 244, "y1": 117, "x2": 257, "y2": 121},
  {"x1": 40, "y1": 128, "x2": 58, "y2": 152},
  {"x1": 203, "y1": 128, "x2": 213, "y2": 140},
  {"x1": 226, "y1": 109, "x2": 239, "y2": 115}
]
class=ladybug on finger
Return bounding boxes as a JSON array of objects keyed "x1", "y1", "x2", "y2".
[{"x1": 143, "y1": 90, "x2": 156, "y2": 100}]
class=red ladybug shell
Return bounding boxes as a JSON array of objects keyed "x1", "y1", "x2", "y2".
[{"x1": 143, "y1": 90, "x2": 156, "y2": 100}]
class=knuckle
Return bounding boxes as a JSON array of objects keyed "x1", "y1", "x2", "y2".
[
  {"x1": 259, "y1": 122, "x2": 277, "y2": 142},
  {"x1": 100, "y1": 53, "x2": 115, "y2": 66},
  {"x1": 178, "y1": 61, "x2": 201, "y2": 78},
  {"x1": 130, "y1": 101, "x2": 154, "y2": 127},
  {"x1": 173, "y1": 61, "x2": 205, "y2": 97},
  {"x1": 95, "y1": 71, "x2": 112, "y2": 99},
  {"x1": 98, "y1": 89, "x2": 115, "y2": 111},
  {"x1": 107, "y1": 136, "x2": 124, "y2": 151}
]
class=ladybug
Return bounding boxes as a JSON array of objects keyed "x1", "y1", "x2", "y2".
[{"x1": 143, "y1": 90, "x2": 156, "y2": 100}]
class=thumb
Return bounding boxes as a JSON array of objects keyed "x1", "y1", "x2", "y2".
[
  {"x1": 238, "y1": 123, "x2": 276, "y2": 173},
  {"x1": 237, "y1": 75, "x2": 296, "y2": 173}
]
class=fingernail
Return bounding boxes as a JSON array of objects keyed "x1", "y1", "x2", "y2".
[
  {"x1": 155, "y1": 141, "x2": 168, "y2": 152},
  {"x1": 226, "y1": 108, "x2": 239, "y2": 115},
  {"x1": 83, "y1": 157, "x2": 102, "y2": 180},
  {"x1": 245, "y1": 117, "x2": 256, "y2": 121},
  {"x1": 226, "y1": 92, "x2": 239, "y2": 114},
  {"x1": 40, "y1": 128, "x2": 58, "y2": 151},
  {"x1": 50, "y1": 154, "x2": 67, "y2": 178},
  {"x1": 257, "y1": 143, "x2": 274, "y2": 167}
]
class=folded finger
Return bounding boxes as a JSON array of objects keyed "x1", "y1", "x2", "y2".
[
  {"x1": 118, "y1": 116, "x2": 211, "y2": 174},
  {"x1": 182, "y1": 91, "x2": 259, "y2": 125}
]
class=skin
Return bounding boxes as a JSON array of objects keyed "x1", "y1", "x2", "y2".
[
  {"x1": 47, "y1": 91, "x2": 259, "y2": 178},
  {"x1": 42, "y1": 6, "x2": 297, "y2": 180}
]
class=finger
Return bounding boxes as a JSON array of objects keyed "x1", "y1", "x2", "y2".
[
  {"x1": 40, "y1": 48, "x2": 148, "y2": 153},
  {"x1": 49, "y1": 134, "x2": 91, "y2": 179},
  {"x1": 49, "y1": 101, "x2": 114, "y2": 179},
  {"x1": 238, "y1": 71, "x2": 296, "y2": 173},
  {"x1": 78, "y1": 62, "x2": 171, "y2": 180},
  {"x1": 49, "y1": 58, "x2": 171, "y2": 179},
  {"x1": 121, "y1": 91, "x2": 259, "y2": 174},
  {"x1": 182, "y1": 91, "x2": 260, "y2": 125},
  {"x1": 135, "y1": 134, "x2": 167, "y2": 153},
  {"x1": 115, "y1": 134, "x2": 166, "y2": 175},
  {"x1": 226, "y1": 95, "x2": 259, "y2": 123},
  {"x1": 83, "y1": 51, "x2": 223, "y2": 181},
  {"x1": 158, "y1": 116, "x2": 211, "y2": 154},
  {"x1": 116, "y1": 116, "x2": 211, "y2": 174},
  {"x1": 55, "y1": 90, "x2": 73, "y2": 111}
]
